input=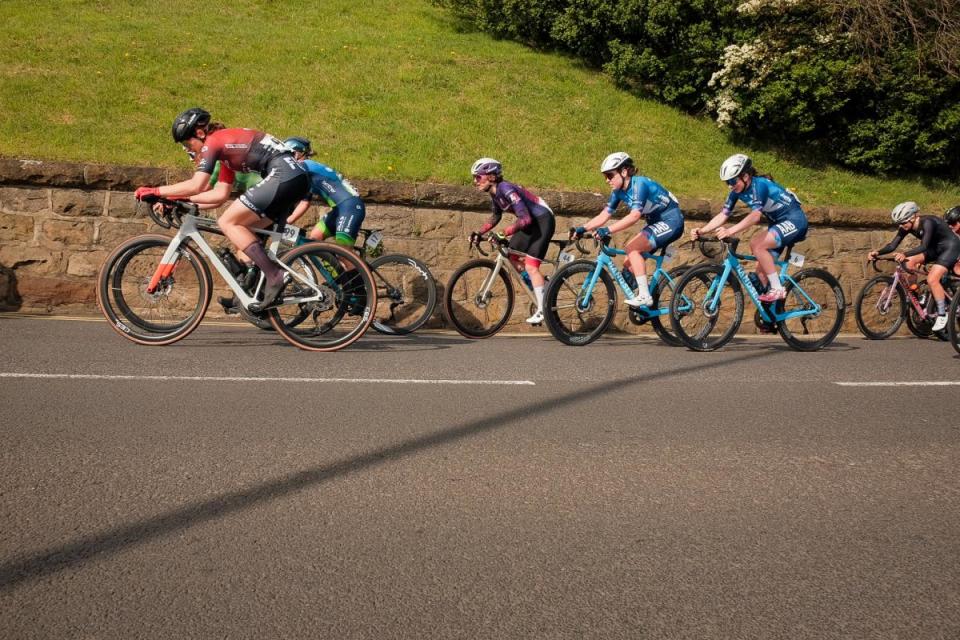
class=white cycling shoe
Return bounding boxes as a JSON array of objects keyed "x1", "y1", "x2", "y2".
[
  {"x1": 932, "y1": 314, "x2": 948, "y2": 332},
  {"x1": 624, "y1": 292, "x2": 654, "y2": 308},
  {"x1": 525, "y1": 310, "x2": 544, "y2": 325}
]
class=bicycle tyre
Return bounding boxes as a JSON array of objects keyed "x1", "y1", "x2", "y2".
[
  {"x1": 948, "y1": 282, "x2": 960, "y2": 355},
  {"x1": 369, "y1": 254, "x2": 438, "y2": 335},
  {"x1": 543, "y1": 259, "x2": 616, "y2": 346},
  {"x1": 97, "y1": 234, "x2": 212, "y2": 345},
  {"x1": 443, "y1": 259, "x2": 515, "y2": 339},
  {"x1": 776, "y1": 268, "x2": 845, "y2": 351},
  {"x1": 266, "y1": 243, "x2": 376, "y2": 351},
  {"x1": 854, "y1": 275, "x2": 904, "y2": 340},
  {"x1": 904, "y1": 282, "x2": 939, "y2": 339},
  {"x1": 669, "y1": 264, "x2": 743, "y2": 352},
  {"x1": 650, "y1": 266, "x2": 688, "y2": 347}
]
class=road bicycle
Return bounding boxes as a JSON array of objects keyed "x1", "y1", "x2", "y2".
[
  {"x1": 947, "y1": 274, "x2": 960, "y2": 355},
  {"x1": 669, "y1": 237, "x2": 845, "y2": 351},
  {"x1": 542, "y1": 232, "x2": 691, "y2": 346},
  {"x1": 854, "y1": 257, "x2": 957, "y2": 341},
  {"x1": 97, "y1": 197, "x2": 376, "y2": 351},
  {"x1": 443, "y1": 234, "x2": 578, "y2": 338},
  {"x1": 237, "y1": 226, "x2": 437, "y2": 336}
]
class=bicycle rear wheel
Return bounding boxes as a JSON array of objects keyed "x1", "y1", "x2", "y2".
[
  {"x1": 266, "y1": 243, "x2": 376, "y2": 351},
  {"x1": 776, "y1": 268, "x2": 845, "y2": 351},
  {"x1": 97, "y1": 234, "x2": 211, "y2": 345},
  {"x1": 948, "y1": 284, "x2": 960, "y2": 355},
  {"x1": 669, "y1": 264, "x2": 743, "y2": 352},
  {"x1": 543, "y1": 260, "x2": 615, "y2": 346},
  {"x1": 369, "y1": 254, "x2": 437, "y2": 335},
  {"x1": 854, "y1": 275, "x2": 904, "y2": 340},
  {"x1": 650, "y1": 266, "x2": 688, "y2": 347},
  {"x1": 443, "y1": 259, "x2": 515, "y2": 338}
]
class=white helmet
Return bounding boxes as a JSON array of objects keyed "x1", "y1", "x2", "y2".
[
  {"x1": 470, "y1": 157, "x2": 502, "y2": 176},
  {"x1": 891, "y1": 201, "x2": 919, "y2": 224},
  {"x1": 720, "y1": 153, "x2": 752, "y2": 181},
  {"x1": 600, "y1": 152, "x2": 633, "y2": 173}
]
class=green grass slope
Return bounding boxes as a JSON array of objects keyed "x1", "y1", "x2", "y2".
[{"x1": 2, "y1": 0, "x2": 958, "y2": 210}]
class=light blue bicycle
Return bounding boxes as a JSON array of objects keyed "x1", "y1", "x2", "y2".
[
  {"x1": 543, "y1": 233, "x2": 692, "y2": 346},
  {"x1": 669, "y1": 237, "x2": 845, "y2": 351}
]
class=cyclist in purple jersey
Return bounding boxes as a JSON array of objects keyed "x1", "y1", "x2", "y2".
[
  {"x1": 571, "y1": 152, "x2": 684, "y2": 308},
  {"x1": 470, "y1": 158, "x2": 556, "y2": 324},
  {"x1": 868, "y1": 201, "x2": 960, "y2": 331},
  {"x1": 692, "y1": 154, "x2": 808, "y2": 303}
]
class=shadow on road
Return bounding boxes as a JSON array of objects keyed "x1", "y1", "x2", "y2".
[{"x1": 0, "y1": 348, "x2": 779, "y2": 591}]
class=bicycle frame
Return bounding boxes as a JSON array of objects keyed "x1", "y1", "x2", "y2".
[
  {"x1": 576, "y1": 239, "x2": 678, "y2": 318},
  {"x1": 702, "y1": 243, "x2": 819, "y2": 324},
  {"x1": 873, "y1": 261, "x2": 955, "y2": 320},
  {"x1": 146, "y1": 214, "x2": 328, "y2": 311}
]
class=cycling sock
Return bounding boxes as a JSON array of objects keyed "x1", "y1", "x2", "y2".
[
  {"x1": 243, "y1": 241, "x2": 282, "y2": 286},
  {"x1": 636, "y1": 275, "x2": 650, "y2": 297},
  {"x1": 534, "y1": 286, "x2": 544, "y2": 311},
  {"x1": 766, "y1": 272, "x2": 782, "y2": 290},
  {"x1": 937, "y1": 299, "x2": 947, "y2": 315}
]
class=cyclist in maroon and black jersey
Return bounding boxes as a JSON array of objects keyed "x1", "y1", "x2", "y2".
[{"x1": 134, "y1": 107, "x2": 310, "y2": 308}]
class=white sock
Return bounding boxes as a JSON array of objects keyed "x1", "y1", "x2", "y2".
[
  {"x1": 534, "y1": 286, "x2": 544, "y2": 312},
  {"x1": 636, "y1": 275, "x2": 650, "y2": 298},
  {"x1": 766, "y1": 272, "x2": 782, "y2": 290}
]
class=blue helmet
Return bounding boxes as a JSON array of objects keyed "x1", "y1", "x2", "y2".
[{"x1": 285, "y1": 136, "x2": 314, "y2": 157}]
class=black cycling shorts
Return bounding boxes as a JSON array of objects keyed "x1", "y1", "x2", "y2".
[
  {"x1": 239, "y1": 154, "x2": 310, "y2": 224},
  {"x1": 509, "y1": 214, "x2": 556, "y2": 261},
  {"x1": 924, "y1": 236, "x2": 960, "y2": 269}
]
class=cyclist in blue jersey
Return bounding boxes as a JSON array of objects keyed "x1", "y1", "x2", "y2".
[
  {"x1": 868, "y1": 201, "x2": 960, "y2": 331},
  {"x1": 283, "y1": 137, "x2": 366, "y2": 245},
  {"x1": 570, "y1": 152, "x2": 685, "y2": 308},
  {"x1": 471, "y1": 158, "x2": 556, "y2": 324},
  {"x1": 691, "y1": 154, "x2": 808, "y2": 303}
]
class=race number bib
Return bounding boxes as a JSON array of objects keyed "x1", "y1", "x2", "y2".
[
  {"x1": 558, "y1": 250, "x2": 575, "y2": 264},
  {"x1": 788, "y1": 252, "x2": 805, "y2": 268},
  {"x1": 282, "y1": 224, "x2": 301, "y2": 243},
  {"x1": 365, "y1": 230, "x2": 383, "y2": 251}
]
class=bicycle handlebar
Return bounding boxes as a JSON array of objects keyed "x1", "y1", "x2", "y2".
[
  {"x1": 137, "y1": 195, "x2": 200, "y2": 230},
  {"x1": 869, "y1": 256, "x2": 921, "y2": 275}
]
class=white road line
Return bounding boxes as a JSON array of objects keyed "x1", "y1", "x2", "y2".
[
  {"x1": 0, "y1": 373, "x2": 534, "y2": 386},
  {"x1": 835, "y1": 381, "x2": 960, "y2": 387}
]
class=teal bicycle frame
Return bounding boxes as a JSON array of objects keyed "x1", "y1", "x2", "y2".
[{"x1": 702, "y1": 239, "x2": 820, "y2": 324}]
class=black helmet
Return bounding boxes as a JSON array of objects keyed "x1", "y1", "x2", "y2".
[
  {"x1": 945, "y1": 206, "x2": 960, "y2": 225},
  {"x1": 284, "y1": 136, "x2": 314, "y2": 157},
  {"x1": 171, "y1": 107, "x2": 211, "y2": 143}
]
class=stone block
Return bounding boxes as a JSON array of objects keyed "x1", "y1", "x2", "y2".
[
  {"x1": 558, "y1": 190, "x2": 605, "y2": 216},
  {"x1": 97, "y1": 221, "x2": 150, "y2": 248},
  {"x1": 14, "y1": 274, "x2": 96, "y2": 308},
  {"x1": 0, "y1": 186, "x2": 50, "y2": 214},
  {"x1": 0, "y1": 213, "x2": 34, "y2": 242},
  {"x1": 364, "y1": 205, "x2": 417, "y2": 236},
  {"x1": 354, "y1": 179, "x2": 417, "y2": 206},
  {"x1": 0, "y1": 245, "x2": 63, "y2": 275},
  {"x1": 415, "y1": 183, "x2": 487, "y2": 211},
  {"x1": 51, "y1": 189, "x2": 106, "y2": 217},
  {"x1": 0, "y1": 158, "x2": 85, "y2": 187},
  {"x1": 412, "y1": 209, "x2": 462, "y2": 239},
  {"x1": 67, "y1": 251, "x2": 108, "y2": 277},
  {"x1": 84, "y1": 164, "x2": 166, "y2": 190},
  {"x1": 41, "y1": 219, "x2": 94, "y2": 248},
  {"x1": 107, "y1": 191, "x2": 147, "y2": 219},
  {"x1": 832, "y1": 230, "x2": 873, "y2": 256}
]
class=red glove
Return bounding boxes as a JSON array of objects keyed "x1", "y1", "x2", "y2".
[{"x1": 134, "y1": 186, "x2": 161, "y2": 200}]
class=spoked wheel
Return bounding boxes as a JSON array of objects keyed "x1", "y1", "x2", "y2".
[
  {"x1": 543, "y1": 260, "x2": 615, "y2": 346},
  {"x1": 854, "y1": 275, "x2": 904, "y2": 340},
  {"x1": 948, "y1": 286, "x2": 960, "y2": 356},
  {"x1": 776, "y1": 268, "x2": 846, "y2": 351},
  {"x1": 97, "y1": 234, "x2": 212, "y2": 345},
  {"x1": 443, "y1": 259, "x2": 515, "y2": 338},
  {"x1": 649, "y1": 266, "x2": 688, "y2": 347},
  {"x1": 669, "y1": 264, "x2": 743, "y2": 352},
  {"x1": 369, "y1": 254, "x2": 438, "y2": 335},
  {"x1": 265, "y1": 243, "x2": 376, "y2": 351}
]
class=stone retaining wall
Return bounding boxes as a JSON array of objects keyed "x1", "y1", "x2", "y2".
[{"x1": 0, "y1": 157, "x2": 901, "y2": 333}]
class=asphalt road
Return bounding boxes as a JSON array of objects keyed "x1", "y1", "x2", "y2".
[{"x1": 1, "y1": 316, "x2": 958, "y2": 639}]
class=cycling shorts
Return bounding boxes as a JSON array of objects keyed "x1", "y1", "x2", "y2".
[
  {"x1": 509, "y1": 213, "x2": 556, "y2": 261},
  {"x1": 923, "y1": 237, "x2": 960, "y2": 269},
  {"x1": 239, "y1": 154, "x2": 310, "y2": 224},
  {"x1": 317, "y1": 197, "x2": 366, "y2": 244},
  {"x1": 767, "y1": 212, "x2": 808, "y2": 248},
  {"x1": 641, "y1": 207, "x2": 684, "y2": 250}
]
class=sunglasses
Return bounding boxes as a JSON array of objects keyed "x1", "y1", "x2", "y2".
[
  {"x1": 602, "y1": 171, "x2": 617, "y2": 180},
  {"x1": 725, "y1": 177, "x2": 740, "y2": 186}
]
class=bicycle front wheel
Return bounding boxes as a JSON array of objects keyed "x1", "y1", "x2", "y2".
[
  {"x1": 370, "y1": 254, "x2": 437, "y2": 335},
  {"x1": 776, "y1": 268, "x2": 845, "y2": 351},
  {"x1": 669, "y1": 264, "x2": 743, "y2": 352},
  {"x1": 650, "y1": 266, "x2": 688, "y2": 347},
  {"x1": 97, "y1": 234, "x2": 211, "y2": 345},
  {"x1": 266, "y1": 243, "x2": 376, "y2": 351},
  {"x1": 543, "y1": 260, "x2": 615, "y2": 346},
  {"x1": 443, "y1": 259, "x2": 515, "y2": 338},
  {"x1": 854, "y1": 275, "x2": 903, "y2": 340}
]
